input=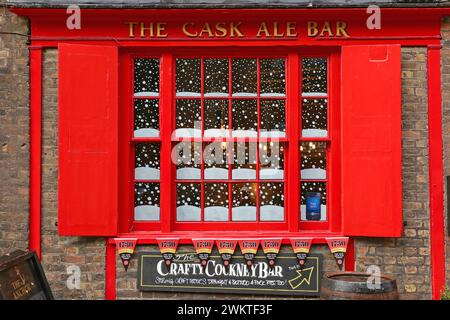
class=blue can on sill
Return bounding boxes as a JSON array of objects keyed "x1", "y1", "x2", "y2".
[{"x1": 306, "y1": 192, "x2": 322, "y2": 221}]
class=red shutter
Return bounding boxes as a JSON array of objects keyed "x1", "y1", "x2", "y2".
[
  {"x1": 341, "y1": 45, "x2": 402, "y2": 237},
  {"x1": 58, "y1": 44, "x2": 118, "y2": 236}
]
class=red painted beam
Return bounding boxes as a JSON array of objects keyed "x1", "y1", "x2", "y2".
[
  {"x1": 427, "y1": 45, "x2": 446, "y2": 300},
  {"x1": 345, "y1": 238, "x2": 355, "y2": 272},
  {"x1": 29, "y1": 46, "x2": 42, "y2": 259},
  {"x1": 105, "y1": 240, "x2": 116, "y2": 300}
]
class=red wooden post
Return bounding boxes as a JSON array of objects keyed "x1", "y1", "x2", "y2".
[
  {"x1": 427, "y1": 45, "x2": 446, "y2": 300},
  {"x1": 29, "y1": 46, "x2": 42, "y2": 259},
  {"x1": 160, "y1": 52, "x2": 173, "y2": 233},
  {"x1": 287, "y1": 52, "x2": 300, "y2": 232},
  {"x1": 345, "y1": 238, "x2": 355, "y2": 272},
  {"x1": 105, "y1": 240, "x2": 116, "y2": 300}
]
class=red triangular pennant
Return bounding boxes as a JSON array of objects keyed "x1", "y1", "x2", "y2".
[
  {"x1": 216, "y1": 239, "x2": 238, "y2": 267},
  {"x1": 260, "y1": 239, "x2": 282, "y2": 268},
  {"x1": 192, "y1": 239, "x2": 215, "y2": 268},
  {"x1": 114, "y1": 238, "x2": 137, "y2": 271},
  {"x1": 326, "y1": 237, "x2": 349, "y2": 270},
  {"x1": 239, "y1": 239, "x2": 259, "y2": 269},
  {"x1": 290, "y1": 238, "x2": 313, "y2": 270},
  {"x1": 157, "y1": 238, "x2": 179, "y2": 268}
]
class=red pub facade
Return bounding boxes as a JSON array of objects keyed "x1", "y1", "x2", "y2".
[{"x1": 1, "y1": 0, "x2": 450, "y2": 300}]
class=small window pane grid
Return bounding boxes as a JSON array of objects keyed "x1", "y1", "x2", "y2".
[
  {"x1": 300, "y1": 57, "x2": 329, "y2": 222},
  {"x1": 174, "y1": 57, "x2": 287, "y2": 223},
  {"x1": 133, "y1": 58, "x2": 161, "y2": 221},
  {"x1": 130, "y1": 54, "x2": 331, "y2": 228}
]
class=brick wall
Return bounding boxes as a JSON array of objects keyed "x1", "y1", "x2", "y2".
[
  {"x1": 441, "y1": 17, "x2": 450, "y2": 293},
  {"x1": 0, "y1": 5, "x2": 445, "y2": 300},
  {"x1": 0, "y1": 1, "x2": 29, "y2": 255},
  {"x1": 354, "y1": 48, "x2": 431, "y2": 300},
  {"x1": 40, "y1": 49, "x2": 106, "y2": 299}
]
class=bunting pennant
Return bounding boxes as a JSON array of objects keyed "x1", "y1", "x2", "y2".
[
  {"x1": 290, "y1": 238, "x2": 313, "y2": 270},
  {"x1": 114, "y1": 238, "x2": 137, "y2": 271},
  {"x1": 216, "y1": 239, "x2": 238, "y2": 267},
  {"x1": 260, "y1": 239, "x2": 282, "y2": 268},
  {"x1": 326, "y1": 237, "x2": 349, "y2": 270},
  {"x1": 156, "y1": 238, "x2": 179, "y2": 268},
  {"x1": 238, "y1": 239, "x2": 259, "y2": 269},
  {"x1": 192, "y1": 239, "x2": 215, "y2": 268}
]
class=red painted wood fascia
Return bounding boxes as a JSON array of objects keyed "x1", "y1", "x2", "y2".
[
  {"x1": 427, "y1": 45, "x2": 446, "y2": 300},
  {"x1": 105, "y1": 240, "x2": 116, "y2": 300},
  {"x1": 29, "y1": 46, "x2": 42, "y2": 259}
]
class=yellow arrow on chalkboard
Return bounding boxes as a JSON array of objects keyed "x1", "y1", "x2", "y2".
[{"x1": 288, "y1": 267, "x2": 314, "y2": 290}]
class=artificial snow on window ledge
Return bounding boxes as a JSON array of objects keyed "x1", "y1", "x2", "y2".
[
  {"x1": 260, "y1": 131, "x2": 286, "y2": 138},
  {"x1": 135, "y1": 167, "x2": 160, "y2": 180},
  {"x1": 134, "y1": 91, "x2": 159, "y2": 98},
  {"x1": 205, "y1": 168, "x2": 228, "y2": 180},
  {"x1": 232, "y1": 92, "x2": 258, "y2": 98},
  {"x1": 204, "y1": 92, "x2": 229, "y2": 98},
  {"x1": 176, "y1": 168, "x2": 201, "y2": 180},
  {"x1": 260, "y1": 93, "x2": 286, "y2": 98},
  {"x1": 232, "y1": 168, "x2": 256, "y2": 180},
  {"x1": 176, "y1": 92, "x2": 201, "y2": 98},
  {"x1": 301, "y1": 168, "x2": 326, "y2": 180},
  {"x1": 302, "y1": 129, "x2": 328, "y2": 138},
  {"x1": 134, "y1": 128, "x2": 160, "y2": 138},
  {"x1": 232, "y1": 206, "x2": 257, "y2": 221},
  {"x1": 204, "y1": 206, "x2": 229, "y2": 221},
  {"x1": 134, "y1": 205, "x2": 160, "y2": 221},
  {"x1": 232, "y1": 130, "x2": 258, "y2": 138},
  {"x1": 204, "y1": 128, "x2": 229, "y2": 138},
  {"x1": 175, "y1": 128, "x2": 202, "y2": 138},
  {"x1": 260, "y1": 205, "x2": 284, "y2": 221},
  {"x1": 301, "y1": 92, "x2": 328, "y2": 98},
  {"x1": 177, "y1": 205, "x2": 201, "y2": 221},
  {"x1": 260, "y1": 168, "x2": 284, "y2": 180},
  {"x1": 300, "y1": 204, "x2": 327, "y2": 221}
]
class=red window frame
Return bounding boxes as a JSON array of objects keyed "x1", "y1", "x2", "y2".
[{"x1": 118, "y1": 47, "x2": 341, "y2": 235}]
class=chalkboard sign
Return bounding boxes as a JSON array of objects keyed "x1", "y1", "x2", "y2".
[
  {"x1": 0, "y1": 250, "x2": 53, "y2": 300},
  {"x1": 137, "y1": 251, "x2": 322, "y2": 296}
]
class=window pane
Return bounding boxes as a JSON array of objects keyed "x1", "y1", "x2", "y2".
[
  {"x1": 205, "y1": 183, "x2": 229, "y2": 221},
  {"x1": 205, "y1": 58, "x2": 229, "y2": 96},
  {"x1": 301, "y1": 182, "x2": 327, "y2": 221},
  {"x1": 232, "y1": 142, "x2": 257, "y2": 180},
  {"x1": 204, "y1": 142, "x2": 229, "y2": 180},
  {"x1": 134, "y1": 182, "x2": 160, "y2": 221},
  {"x1": 134, "y1": 99, "x2": 159, "y2": 138},
  {"x1": 301, "y1": 142, "x2": 326, "y2": 180},
  {"x1": 302, "y1": 98, "x2": 328, "y2": 138},
  {"x1": 260, "y1": 58, "x2": 286, "y2": 96},
  {"x1": 260, "y1": 142, "x2": 284, "y2": 180},
  {"x1": 204, "y1": 99, "x2": 229, "y2": 137},
  {"x1": 175, "y1": 99, "x2": 201, "y2": 137},
  {"x1": 232, "y1": 99, "x2": 257, "y2": 137},
  {"x1": 232, "y1": 58, "x2": 257, "y2": 96},
  {"x1": 175, "y1": 142, "x2": 201, "y2": 180},
  {"x1": 232, "y1": 183, "x2": 257, "y2": 221},
  {"x1": 302, "y1": 58, "x2": 327, "y2": 96},
  {"x1": 260, "y1": 100, "x2": 286, "y2": 138},
  {"x1": 134, "y1": 58, "x2": 159, "y2": 97},
  {"x1": 260, "y1": 182, "x2": 284, "y2": 221},
  {"x1": 135, "y1": 143, "x2": 160, "y2": 180},
  {"x1": 176, "y1": 183, "x2": 201, "y2": 221},
  {"x1": 176, "y1": 58, "x2": 201, "y2": 96}
]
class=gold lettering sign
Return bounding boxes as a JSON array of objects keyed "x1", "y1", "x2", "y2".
[{"x1": 126, "y1": 21, "x2": 350, "y2": 38}]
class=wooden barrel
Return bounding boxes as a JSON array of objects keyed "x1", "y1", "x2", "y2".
[{"x1": 321, "y1": 272, "x2": 399, "y2": 300}]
